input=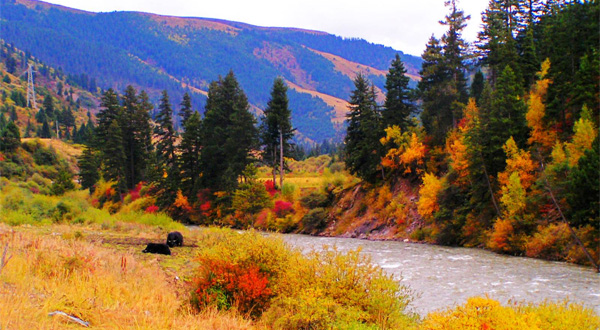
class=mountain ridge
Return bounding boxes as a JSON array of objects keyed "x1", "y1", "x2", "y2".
[{"x1": 1, "y1": 0, "x2": 422, "y2": 143}]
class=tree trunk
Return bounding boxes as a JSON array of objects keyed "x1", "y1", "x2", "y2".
[
  {"x1": 272, "y1": 146, "x2": 277, "y2": 188},
  {"x1": 279, "y1": 130, "x2": 284, "y2": 189}
]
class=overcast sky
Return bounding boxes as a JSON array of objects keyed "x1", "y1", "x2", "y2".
[{"x1": 42, "y1": 0, "x2": 489, "y2": 57}]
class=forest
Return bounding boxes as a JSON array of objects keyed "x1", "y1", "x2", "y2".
[{"x1": 0, "y1": 0, "x2": 599, "y2": 328}]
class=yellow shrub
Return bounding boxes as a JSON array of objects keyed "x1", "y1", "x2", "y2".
[{"x1": 420, "y1": 296, "x2": 600, "y2": 330}]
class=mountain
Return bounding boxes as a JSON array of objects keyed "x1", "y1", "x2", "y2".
[
  {"x1": 0, "y1": 40, "x2": 99, "y2": 141},
  {"x1": 0, "y1": 0, "x2": 422, "y2": 143}
]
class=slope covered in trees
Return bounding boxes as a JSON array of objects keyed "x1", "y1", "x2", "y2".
[
  {"x1": 337, "y1": 0, "x2": 599, "y2": 268},
  {"x1": 0, "y1": 0, "x2": 422, "y2": 143}
]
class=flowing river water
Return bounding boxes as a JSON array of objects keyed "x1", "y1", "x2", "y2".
[{"x1": 280, "y1": 234, "x2": 600, "y2": 316}]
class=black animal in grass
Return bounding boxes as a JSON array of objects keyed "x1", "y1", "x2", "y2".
[
  {"x1": 142, "y1": 243, "x2": 171, "y2": 255},
  {"x1": 166, "y1": 231, "x2": 183, "y2": 247}
]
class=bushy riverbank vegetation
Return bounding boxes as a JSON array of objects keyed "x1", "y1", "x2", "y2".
[{"x1": 1, "y1": 181, "x2": 598, "y2": 329}]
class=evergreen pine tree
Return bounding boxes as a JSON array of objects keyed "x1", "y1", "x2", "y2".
[
  {"x1": 42, "y1": 95, "x2": 55, "y2": 120},
  {"x1": 178, "y1": 112, "x2": 202, "y2": 200},
  {"x1": 382, "y1": 54, "x2": 414, "y2": 130},
  {"x1": 201, "y1": 71, "x2": 259, "y2": 192},
  {"x1": 470, "y1": 71, "x2": 485, "y2": 103},
  {"x1": 179, "y1": 92, "x2": 193, "y2": 126},
  {"x1": 154, "y1": 90, "x2": 178, "y2": 173},
  {"x1": 78, "y1": 146, "x2": 100, "y2": 191},
  {"x1": 485, "y1": 65, "x2": 528, "y2": 175},
  {"x1": 0, "y1": 120, "x2": 21, "y2": 152},
  {"x1": 344, "y1": 74, "x2": 383, "y2": 183},
  {"x1": 103, "y1": 120, "x2": 127, "y2": 195},
  {"x1": 260, "y1": 77, "x2": 294, "y2": 188},
  {"x1": 40, "y1": 118, "x2": 51, "y2": 138}
]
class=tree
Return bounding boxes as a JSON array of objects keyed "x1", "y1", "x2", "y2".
[
  {"x1": 103, "y1": 120, "x2": 127, "y2": 195},
  {"x1": 485, "y1": 65, "x2": 528, "y2": 175},
  {"x1": 154, "y1": 90, "x2": 178, "y2": 194},
  {"x1": 42, "y1": 95, "x2": 56, "y2": 120},
  {"x1": 526, "y1": 59, "x2": 555, "y2": 151},
  {"x1": 78, "y1": 146, "x2": 99, "y2": 191},
  {"x1": 121, "y1": 86, "x2": 153, "y2": 189},
  {"x1": 260, "y1": 77, "x2": 294, "y2": 188},
  {"x1": 201, "y1": 71, "x2": 259, "y2": 192},
  {"x1": 382, "y1": 54, "x2": 413, "y2": 131},
  {"x1": 477, "y1": 0, "x2": 522, "y2": 84},
  {"x1": 418, "y1": 0, "x2": 470, "y2": 149},
  {"x1": 0, "y1": 121, "x2": 21, "y2": 152},
  {"x1": 179, "y1": 92, "x2": 193, "y2": 126},
  {"x1": 440, "y1": 0, "x2": 470, "y2": 124},
  {"x1": 50, "y1": 169, "x2": 75, "y2": 196},
  {"x1": 470, "y1": 71, "x2": 485, "y2": 103},
  {"x1": 568, "y1": 136, "x2": 599, "y2": 230},
  {"x1": 178, "y1": 112, "x2": 202, "y2": 200},
  {"x1": 61, "y1": 107, "x2": 75, "y2": 138},
  {"x1": 344, "y1": 74, "x2": 383, "y2": 183}
]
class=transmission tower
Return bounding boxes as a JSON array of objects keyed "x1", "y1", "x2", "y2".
[{"x1": 26, "y1": 64, "x2": 36, "y2": 110}]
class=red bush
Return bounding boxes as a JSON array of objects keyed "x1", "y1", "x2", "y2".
[
  {"x1": 194, "y1": 258, "x2": 272, "y2": 316},
  {"x1": 264, "y1": 180, "x2": 277, "y2": 197},
  {"x1": 145, "y1": 205, "x2": 159, "y2": 214},
  {"x1": 273, "y1": 200, "x2": 293, "y2": 218},
  {"x1": 129, "y1": 182, "x2": 144, "y2": 201}
]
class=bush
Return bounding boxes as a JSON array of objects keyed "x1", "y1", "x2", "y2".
[
  {"x1": 273, "y1": 200, "x2": 294, "y2": 218},
  {"x1": 301, "y1": 207, "x2": 328, "y2": 234},
  {"x1": 420, "y1": 296, "x2": 600, "y2": 330},
  {"x1": 281, "y1": 182, "x2": 297, "y2": 201},
  {"x1": 232, "y1": 181, "x2": 273, "y2": 215},
  {"x1": 300, "y1": 190, "x2": 329, "y2": 209},
  {"x1": 33, "y1": 146, "x2": 58, "y2": 166},
  {"x1": 191, "y1": 229, "x2": 415, "y2": 328}
]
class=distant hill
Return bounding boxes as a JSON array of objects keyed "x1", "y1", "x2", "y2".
[
  {"x1": 0, "y1": 0, "x2": 422, "y2": 143},
  {"x1": 0, "y1": 40, "x2": 99, "y2": 140}
]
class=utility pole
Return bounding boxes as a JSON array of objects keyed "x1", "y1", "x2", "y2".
[{"x1": 26, "y1": 64, "x2": 36, "y2": 110}]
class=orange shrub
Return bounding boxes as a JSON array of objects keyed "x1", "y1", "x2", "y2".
[
  {"x1": 525, "y1": 222, "x2": 571, "y2": 260},
  {"x1": 194, "y1": 258, "x2": 272, "y2": 317}
]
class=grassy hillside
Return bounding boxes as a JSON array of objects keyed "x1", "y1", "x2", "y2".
[{"x1": 0, "y1": 0, "x2": 422, "y2": 142}]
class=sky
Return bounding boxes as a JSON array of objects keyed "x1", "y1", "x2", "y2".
[{"x1": 42, "y1": 0, "x2": 489, "y2": 57}]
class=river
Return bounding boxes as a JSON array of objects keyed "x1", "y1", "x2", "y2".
[{"x1": 281, "y1": 234, "x2": 600, "y2": 316}]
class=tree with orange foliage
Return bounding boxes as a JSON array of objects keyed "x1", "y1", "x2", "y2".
[
  {"x1": 498, "y1": 137, "x2": 537, "y2": 191},
  {"x1": 380, "y1": 125, "x2": 426, "y2": 176},
  {"x1": 566, "y1": 106, "x2": 597, "y2": 167},
  {"x1": 417, "y1": 173, "x2": 444, "y2": 223},
  {"x1": 526, "y1": 59, "x2": 556, "y2": 151}
]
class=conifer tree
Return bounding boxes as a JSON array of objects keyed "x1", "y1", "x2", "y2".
[
  {"x1": 121, "y1": 85, "x2": 152, "y2": 189},
  {"x1": 178, "y1": 112, "x2": 202, "y2": 200},
  {"x1": 486, "y1": 65, "x2": 528, "y2": 175},
  {"x1": 0, "y1": 121, "x2": 20, "y2": 152},
  {"x1": 382, "y1": 54, "x2": 413, "y2": 131},
  {"x1": 201, "y1": 71, "x2": 259, "y2": 192},
  {"x1": 40, "y1": 118, "x2": 51, "y2": 138},
  {"x1": 42, "y1": 94, "x2": 55, "y2": 120},
  {"x1": 440, "y1": 0, "x2": 470, "y2": 124},
  {"x1": 470, "y1": 71, "x2": 485, "y2": 103},
  {"x1": 478, "y1": 0, "x2": 522, "y2": 84},
  {"x1": 96, "y1": 89, "x2": 122, "y2": 147},
  {"x1": 418, "y1": 36, "x2": 451, "y2": 145},
  {"x1": 260, "y1": 77, "x2": 294, "y2": 188},
  {"x1": 179, "y1": 92, "x2": 193, "y2": 126},
  {"x1": 155, "y1": 90, "x2": 177, "y2": 167},
  {"x1": 344, "y1": 74, "x2": 383, "y2": 183},
  {"x1": 103, "y1": 120, "x2": 127, "y2": 195},
  {"x1": 154, "y1": 90, "x2": 179, "y2": 194}
]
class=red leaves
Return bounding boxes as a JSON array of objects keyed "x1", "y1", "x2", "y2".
[
  {"x1": 273, "y1": 200, "x2": 293, "y2": 218},
  {"x1": 145, "y1": 205, "x2": 159, "y2": 214},
  {"x1": 194, "y1": 258, "x2": 272, "y2": 315},
  {"x1": 264, "y1": 180, "x2": 277, "y2": 197}
]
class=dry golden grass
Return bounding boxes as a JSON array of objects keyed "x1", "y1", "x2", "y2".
[{"x1": 0, "y1": 223, "x2": 263, "y2": 329}]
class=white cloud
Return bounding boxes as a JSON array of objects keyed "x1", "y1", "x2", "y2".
[{"x1": 43, "y1": 0, "x2": 488, "y2": 56}]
